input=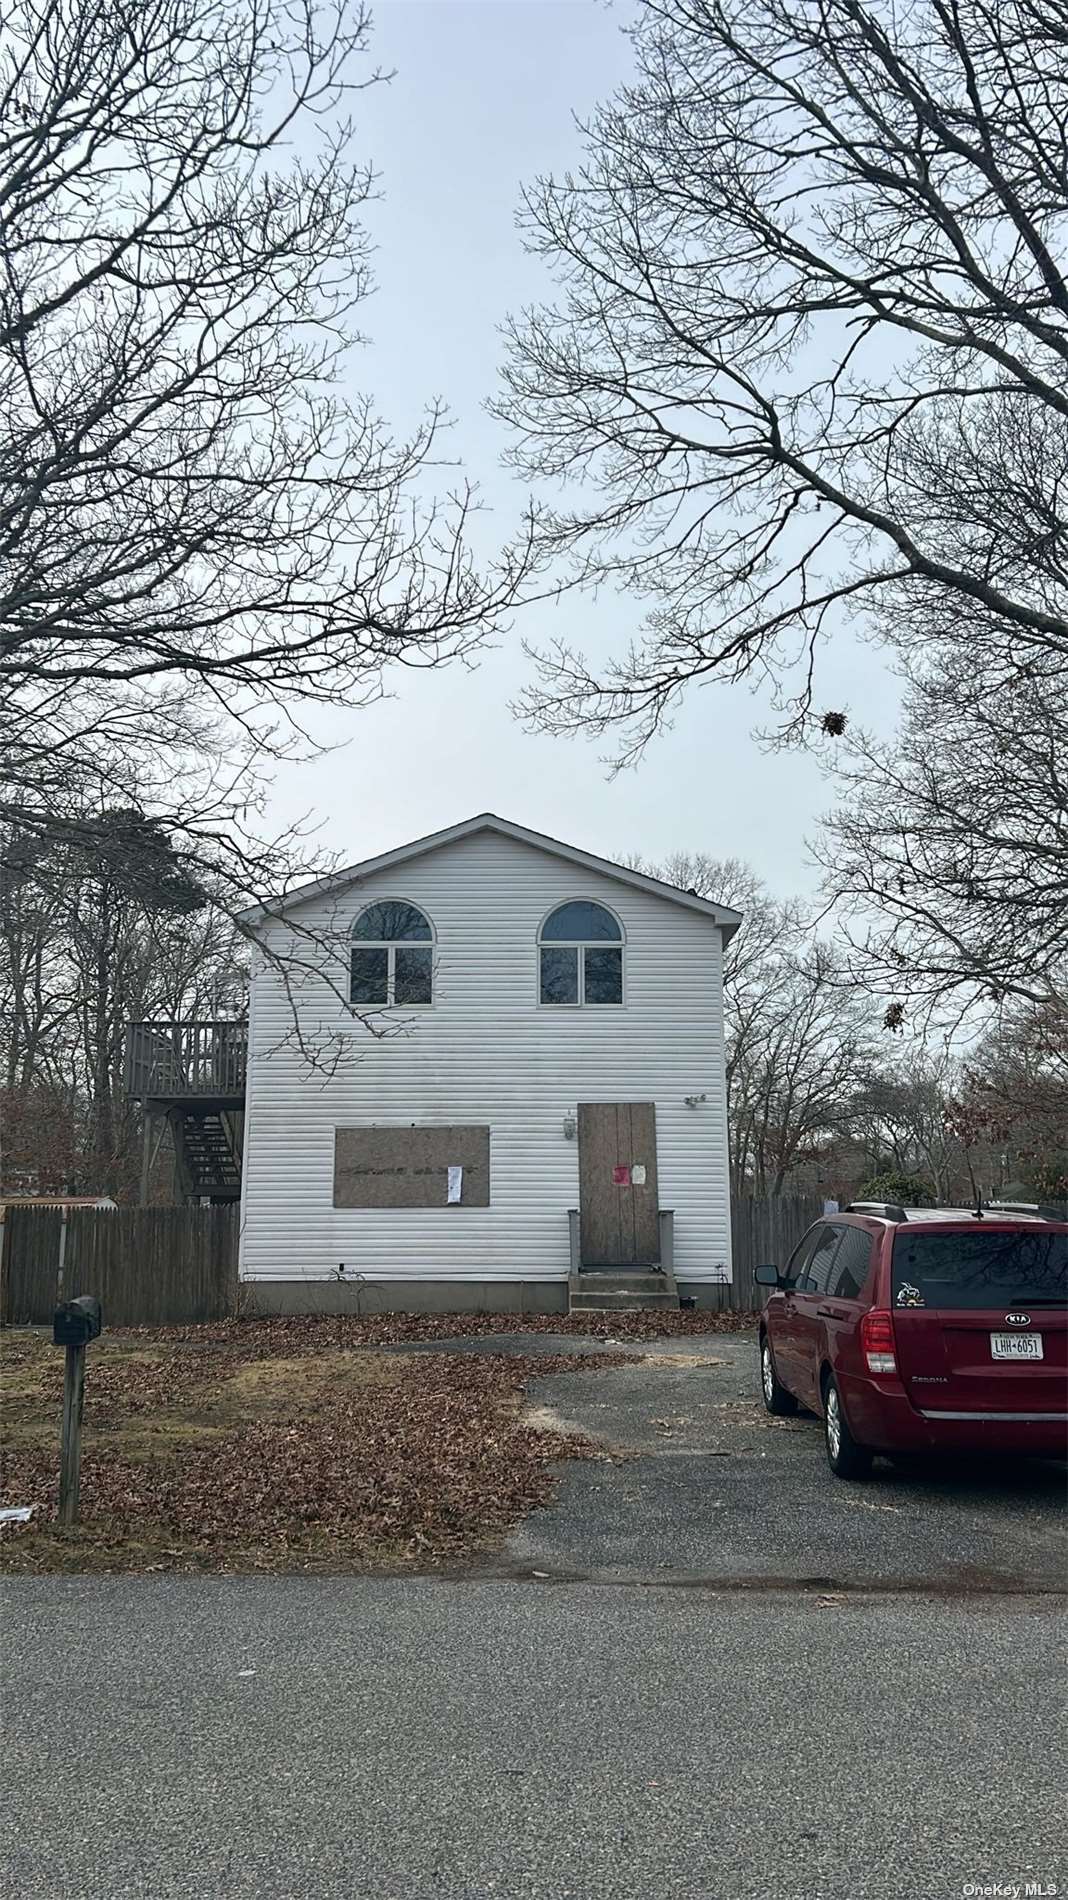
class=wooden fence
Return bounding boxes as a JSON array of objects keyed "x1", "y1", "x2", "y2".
[
  {"x1": 0, "y1": 1206, "x2": 238, "y2": 1327},
  {"x1": 711, "y1": 1192, "x2": 826, "y2": 1312},
  {"x1": 0, "y1": 1193, "x2": 826, "y2": 1327}
]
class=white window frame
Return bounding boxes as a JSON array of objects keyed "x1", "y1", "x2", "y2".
[
  {"x1": 537, "y1": 900, "x2": 625, "y2": 1009},
  {"x1": 350, "y1": 899, "x2": 435, "y2": 1010}
]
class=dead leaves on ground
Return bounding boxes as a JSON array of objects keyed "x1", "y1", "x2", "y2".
[
  {"x1": 118, "y1": 1307, "x2": 759, "y2": 1351},
  {"x1": 0, "y1": 1327, "x2": 632, "y2": 1576}
]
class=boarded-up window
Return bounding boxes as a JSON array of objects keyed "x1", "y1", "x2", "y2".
[{"x1": 333, "y1": 1126, "x2": 490, "y2": 1208}]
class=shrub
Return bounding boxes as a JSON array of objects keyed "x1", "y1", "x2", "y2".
[{"x1": 856, "y1": 1172, "x2": 933, "y2": 1208}]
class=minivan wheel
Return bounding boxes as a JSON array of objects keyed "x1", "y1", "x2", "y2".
[
  {"x1": 822, "y1": 1373, "x2": 873, "y2": 1479},
  {"x1": 760, "y1": 1334, "x2": 798, "y2": 1416}
]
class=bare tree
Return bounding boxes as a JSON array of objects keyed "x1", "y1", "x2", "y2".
[
  {"x1": 821, "y1": 637, "x2": 1067, "y2": 1012},
  {"x1": 629, "y1": 850, "x2": 877, "y2": 1190},
  {"x1": 727, "y1": 944, "x2": 879, "y2": 1192},
  {"x1": 497, "y1": 0, "x2": 1067, "y2": 759},
  {"x1": 843, "y1": 1055, "x2": 961, "y2": 1200},
  {"x1": 0, "y1": 814, "x2": 246, "y2": 1193},
  {"x1": 0, "y1": 0, "x2": 527, "y2": 899},
  {"x1": 0, "y1": 830, "x2": 72, "y2": 1094},
  {"x1": 0, "y1": 1078, "x2": 82, "y2": 1194},
  {"x1": 958, "y1": 996, "x2": 1068, "y2": 1197}
]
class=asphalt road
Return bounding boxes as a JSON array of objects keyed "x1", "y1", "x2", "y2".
[{"x1": 2, "y1": 1574, "x2": 1066, "y2": 1900}]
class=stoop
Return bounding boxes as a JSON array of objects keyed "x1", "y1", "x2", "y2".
[{"x1": 568, "y1": 1266, "x2": 680, "y2": 1315}]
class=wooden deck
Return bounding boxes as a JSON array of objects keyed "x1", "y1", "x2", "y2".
[{"x1": 124, "y1": 1020, "x2": 247, "y2": 1104}]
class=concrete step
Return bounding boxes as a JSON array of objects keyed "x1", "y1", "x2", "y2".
[
  {"x1": 572, "y1": 1271, "x2": 674, "y2": 1291},
  {"x1": 568, "y1": 1267, "x2": 679, "y2": 1314},
  {"x1": 569, "y1": 1289, "x2": 679, "y2": 1312}
]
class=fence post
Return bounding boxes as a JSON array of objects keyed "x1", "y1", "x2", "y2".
[
  {"x1": 140, "y1": 1103, "x2": 152, "y2": 1206},
  {"x1": 56, "y1": 1203, "x2": 69, "y2": 1303}
]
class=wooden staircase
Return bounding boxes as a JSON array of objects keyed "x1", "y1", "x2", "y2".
[
  {"x1": 170, "y1": 1108, "x2": 242, "y2": 1204},
  {"x1": 126, "y1": 1020, "x2": 246, "y2": 1206}
]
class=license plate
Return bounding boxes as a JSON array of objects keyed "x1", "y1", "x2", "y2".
[{"x1": 990, "y1": 1332, "x2": 1043, "y2": 1360}]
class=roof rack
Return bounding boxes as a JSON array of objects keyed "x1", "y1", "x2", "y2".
[
  {"x1": 987, "y1": 1199, "x2": 1064, "y2": 1221},
  {"x1": 844, "y1": 1200, "x2": 908, "y2": 1222}
]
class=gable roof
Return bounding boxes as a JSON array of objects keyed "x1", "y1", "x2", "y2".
[{"x1": 240, "y1": 813, "x2": 743, "y2": 940}]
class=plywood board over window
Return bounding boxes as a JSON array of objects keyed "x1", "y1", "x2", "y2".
[{"x1": 333, "y1": 1126, "x2": 490, "y2": 1208}]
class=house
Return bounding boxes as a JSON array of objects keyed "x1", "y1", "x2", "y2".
[{"x1": 235, "y1": 814, "x2": 741, "y2": 1314}]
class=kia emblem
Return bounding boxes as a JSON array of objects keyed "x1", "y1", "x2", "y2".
[{"x1": 1004, "y1": 1313, "x2": 1030, "y2": 1325}]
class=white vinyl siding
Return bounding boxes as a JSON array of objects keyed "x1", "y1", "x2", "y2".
[{"x1": 239, "y1": 828, "x2": 732, "y2": 1284}]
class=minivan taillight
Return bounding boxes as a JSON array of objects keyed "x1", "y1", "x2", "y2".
[{"x1": 860, "y1": 1309, "x2": 897, "y2": 1376}]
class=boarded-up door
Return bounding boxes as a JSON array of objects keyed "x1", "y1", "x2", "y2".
[{"x1": 578, "y1": 1103, "x2": 660, "y2": 1268}]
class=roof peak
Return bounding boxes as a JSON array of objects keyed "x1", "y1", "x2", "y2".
[{"x1": 239, "y1": 812, "x2": 742, "y2": 938}]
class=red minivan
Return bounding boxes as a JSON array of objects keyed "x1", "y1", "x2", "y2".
[{"x1": 755, "y1": 1204, "x2": 1068, "y2": 1478}]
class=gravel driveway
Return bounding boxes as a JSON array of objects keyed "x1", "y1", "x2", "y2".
[{"x1": 501, "y1": 1331, "x2": 1068, "y2": 1593}]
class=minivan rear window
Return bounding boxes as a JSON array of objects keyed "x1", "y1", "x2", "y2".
[{"x1": 892, "y1": 1230, "x2": 1067, "y2": 1311}]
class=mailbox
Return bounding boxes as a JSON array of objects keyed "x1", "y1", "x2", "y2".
[{"x1": 53, "y1": 1296, "x2": 103, "y2": 1347}]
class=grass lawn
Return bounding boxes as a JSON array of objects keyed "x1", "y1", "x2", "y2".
[{"x1": 0, "y1": 1320, "x2": 632, "y2": 1575}]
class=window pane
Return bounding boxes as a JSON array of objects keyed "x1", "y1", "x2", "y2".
[
  {"x1": 394, "y1": 945, "x2": 433, "y2": 1006},
  {"x1": 352, "y1": 901, "x2": 432, "y2": 942},
  {"x1": 799, "y1": 1226, "x2": 842, "y2": 1294},
  {"x1": 350, "y1": 946, "x2": 388, "y2": 1005},
  {"x1": 828, "y1": 1228, "x2": 874, "y2": 1299},
  {"x1": 540, "y1": 946, "x2": 578, "y2": 1004},
  {"x1": 541, "y1": 901, "x2": 621, "y2": 942},
  {"x1": 583, "y1": 946, "x2": 623, "y2": 1004},
  {"x1": 783, "y1": 1227, "x2": 820, "y2": 1287},
  {"x1": 892, "y1": 1231, "x2": 1067, "y2": 1310}
]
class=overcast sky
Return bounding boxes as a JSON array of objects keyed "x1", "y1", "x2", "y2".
[{"x1": 264, "y1": 0, "x2": 896, "y2": 897}]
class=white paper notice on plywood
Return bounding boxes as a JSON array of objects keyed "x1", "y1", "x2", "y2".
[
  {"x1": 631, "y1": 1163, "x2": 647, "y2": 1186},
  {"x1": 447, "y1": 1166, "x2": 463, "y2": 1205}
]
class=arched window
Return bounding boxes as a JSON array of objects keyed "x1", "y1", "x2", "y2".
[
  {"x1": 350, "y1": 900, "x2": 434, "y2": 1007},
  {"x1": 539, "y1": 900, "x2": 623, "y2": 1006}
]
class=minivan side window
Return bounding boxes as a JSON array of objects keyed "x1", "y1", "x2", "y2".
[
  {"x1": 827, "y1": 1227, "x2": 874, "y2": 1300},
  {"x1": 799, "y1": 1224, "x2": 844, "y2": 1294},
  {"x1": 783, "y1": 1227, "x2": 821, "y2": 1287}
]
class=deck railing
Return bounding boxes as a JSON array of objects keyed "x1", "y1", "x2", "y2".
[{"x1": 124, "y1": 1020, "x2": 247, "y2": 1099}]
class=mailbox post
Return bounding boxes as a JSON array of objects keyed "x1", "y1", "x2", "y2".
[{"x1": 53, "y1": 1297, "x2": 103, "y2": 1528}]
